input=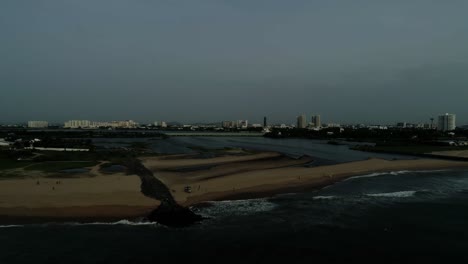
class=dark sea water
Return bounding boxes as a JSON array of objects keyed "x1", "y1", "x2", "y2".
[{"x1": 1, "y1": 138, "x2": 467, "y2": 263}]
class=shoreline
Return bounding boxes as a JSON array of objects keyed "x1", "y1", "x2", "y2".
[
  {"x1": 177, "y1": 159, "x2": 468, "y2": 207},
  {"x1": 2, "y1": 151, "x2": 468, "y2": 224},
  {"x1": 186, "y1": 167, "x2": 467, "y2": 207},
  {"x1": 0, "y1": 205, "x2": 155, "y2": 225}
]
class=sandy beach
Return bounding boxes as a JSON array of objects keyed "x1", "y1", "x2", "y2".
[
  {"x1": 0, "y1": 168, "x2": 158, "y2": 221},
  {"x1": 2, "y1": 150, "x2": 468, "y2": 222},
  {"x1": 141, "y1": 155, "x2": 468, "y2": 206},
  {"x1": 430, "y1": 150, "x2": 468, "y2": 158}
]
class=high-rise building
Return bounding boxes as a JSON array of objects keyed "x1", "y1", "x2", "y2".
[
  {"x1": 437, "y1": 113, "x2": 456, "y2": 131},
  {"x1": 222, "y1": 121, "x2": 234, "y2": 128},
  {"x1": 263, "y1": 116, "x2": 267, "y2": 128},
  {"x1": 297, "y1": 114, "x2": 307, "y2": 129},
  {"x1": 238, "y1": 120, "x2": 248, "y2": 129},
  {"x1": 63, "y1": 120, "x2": 138, "y2": 129},
  {"x1": 396, "y1": 122, "x2": 407, "y2": 128},
  {"x1": 28, "y1": 121, "x2": 49, "y2": 128},
  {"x1": 311, "y1": 115, "x2": 321, "y2": 128},
  {"x1": 64, "y1": 120, "x2": 91, "y2": 128}
]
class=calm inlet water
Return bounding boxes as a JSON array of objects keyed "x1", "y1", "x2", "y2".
[
  {"x1": 93, "y1": 136, "x2": 410, "y2": 162},
  {"x1": 1, "y1": 138, "x2": 467, "y2": 263}
]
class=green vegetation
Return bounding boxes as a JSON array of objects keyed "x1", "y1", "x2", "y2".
[
  {"x1": 0, "y1": 149, "x2": 100, "y2": 174},
  {"x1": 0, "y1": 159, "x2": 34, "y2": 170},
  {"x1": 33, "y1": 151, "x2": 101, "y2": 162},
  {"x1": 23, "y1": 161, "x2": 98, "y2": 173},
  {"x1": 0, "y1": 150, "x2": 34, "y2": 170}
]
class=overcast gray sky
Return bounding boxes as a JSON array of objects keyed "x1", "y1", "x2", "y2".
[{"x1": 1, "y1": 0, "x2": 468, "y2": 125}]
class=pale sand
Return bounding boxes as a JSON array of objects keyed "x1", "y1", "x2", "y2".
[
  {"x1": 2, "y1": 152, "x2": 468, "y2": 220},
  {"x1": 430, "y1": 150, "x2": 468, "y2": 158},
  {"x1": 0, "y1": 170, "x2": 158, "y2": 218},
  {"x1": 142, "y1": 157, "x2": 468, "y2": 206}
]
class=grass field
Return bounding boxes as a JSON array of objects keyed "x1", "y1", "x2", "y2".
[
  {"x1": 23, "y1": 161, "x2": 99, "y2": 172},
  {"x1": 0, "y1": 160, "x2": 34, "y2": 170}
]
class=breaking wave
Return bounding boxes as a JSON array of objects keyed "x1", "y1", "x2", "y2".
[
  {"x1": 0, "y1": 220, "x2": 159, "y2": 228},
  {"x1": 347, "y1": 170, "x2": 449, "y2": 181},
  {"x1": 194, "y1": 198, "x2": 277, "y2": 217},
  {"x1": 313, "y1": 195, "x2": 337, "y2": 200},
  {"x1": 64, "y1": 220, "x2": 159, "y2": 226},
  {"x1": 0, "y1": 225, "x2": 23, "y2": 228},
  {"x1": 366, "y1": 190, "x2": 417, "y2": 198}
]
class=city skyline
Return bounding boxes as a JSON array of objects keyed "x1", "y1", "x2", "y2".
[
  {"x1": 11, "y1": 111, "x2": 461, "y2": 129},
  {"x1": 2, "y1": 110, "x2": 465, "y2": 126},
  {"x1": 2, "y1": 2, "x2": 468, "y2": 261}
]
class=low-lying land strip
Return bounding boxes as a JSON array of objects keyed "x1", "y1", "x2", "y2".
[
  {"x1": 143, "y1": 155, "x2": 468, "y2": 206},
  {"x1": 1, "y1": 147, "x2": 468, "y2": 223}
]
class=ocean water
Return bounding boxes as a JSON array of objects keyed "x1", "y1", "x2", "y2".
[
  {"x1": 2, "y1": 169, "x2": 468, "y2": 263},
  {"x1": 1, "y1": 138, "x2": 465, "y2": 263}
]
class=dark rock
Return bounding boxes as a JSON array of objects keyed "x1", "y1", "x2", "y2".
[
  {"x1": 125, "y1": 158, "x2": 205, "y2": 227},
  {"x1": 147, "y1": 202, "x2": 204, "y2": 228}
]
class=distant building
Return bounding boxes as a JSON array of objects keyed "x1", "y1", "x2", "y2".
[
  {"x1": 311, "y1": 114, "x2": 321, "y2": 128},
  {"x1": 396, "y1": 122, "x2": 407, "y2": 128},
  {"x1": 28, "y1": 121, "x2": 48, "y2": 128},
  {"x1": 64, "y1": 120, "x2": 138, "y2": 129},
  {"x1": 438, "y1": 113, "x2": 456, "y2": 131},
  {"x1": 161, "y1": 121, "x2": 167, "y2": 128},
  {"x1": 64, "y1": 120, "x2": 91, "y2": 128},
  {"x1": 238, "y1": 120, "x2": 248, "y2": 129},
  {"x1": 297, "y1": 114, "x2": 307, "y2": 129},
  {"x1": 263, "y1": 116, "x2": 267, "y2": 128},
  {"x1": 222, "y1": 121, "x2": 233, "y2": 128},
  {"x1": 112, "y1": 120, "x2": 138, "y2": 128},
  {"x1": 368, "y1": 125, "x2": 388, "y2": 130}
]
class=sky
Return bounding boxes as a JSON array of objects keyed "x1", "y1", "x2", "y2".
[{"x1": 1, "y1": 0, "x2": 468, "y2": 125}]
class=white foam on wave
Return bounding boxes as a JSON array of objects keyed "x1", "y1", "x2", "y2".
[
  {"x1": 347, "y1": 169, "x2": 449, "y2": 181},
  {"x1": 0, "y1": 225, "x2": 23, "y2": 228},
  {"x1": 312, "y1": 195, "x2": 337, "y2": 200},
  {"x1": 347, "y1": 171, "x2": 411, "y2": 180},
  {"x1": 366, "y1": 190, "x2": 417, "y2": 198},
  {"x1": 195, "y1": 198, "x2": 277, "y2": 217},
  {"x1": 0, "y1": 220, "x2": 158, "y2": 228},
  {"x1": 62, "y1": 220, "x2": 159, "y2": 226}
]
